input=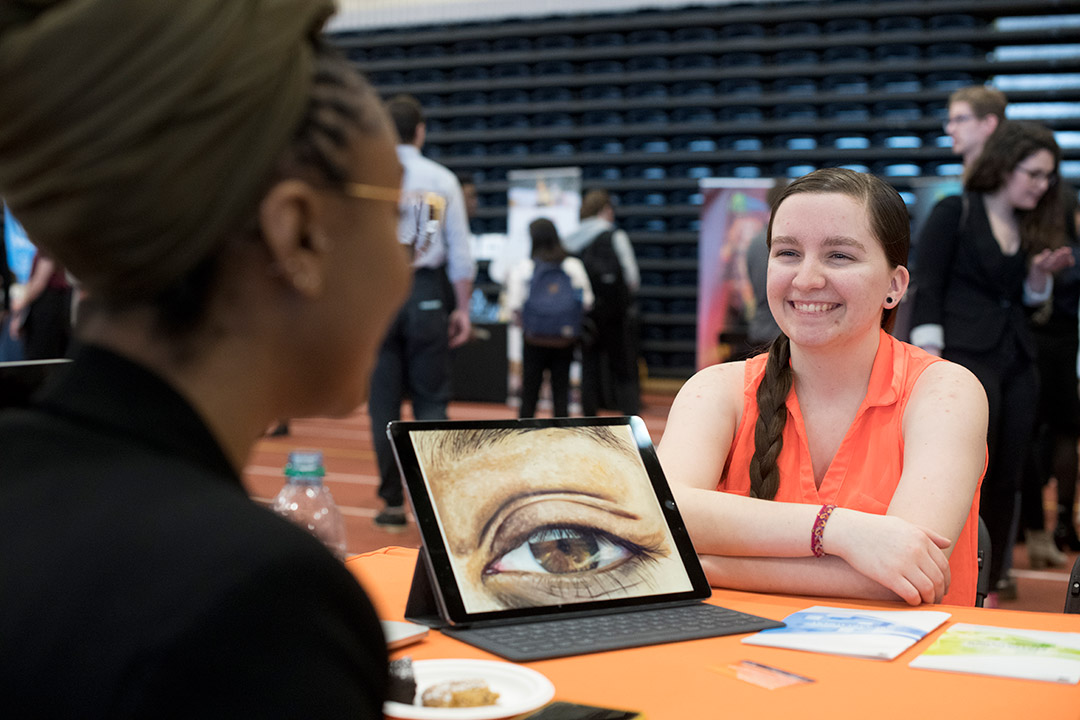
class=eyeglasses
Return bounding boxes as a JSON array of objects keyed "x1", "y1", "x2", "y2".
[
  {"x1": 1014, "y1": 164, "x2": 1058, "y2": 186},
  {"x1": 942, "y1": 113, "x2": 975, "y2": 132},
  {"x1": 340, "y1": 182, "x2": 403, "y2": 204},
  {"x1": 340, "y1": 183, "x2": 447, "y2": 222}
]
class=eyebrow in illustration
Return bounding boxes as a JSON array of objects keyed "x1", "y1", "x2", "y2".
[{"x1": 416, "y1": 426, "x2": 640, "y2": 474}]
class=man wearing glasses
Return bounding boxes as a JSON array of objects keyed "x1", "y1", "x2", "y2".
[
  {"x1": 370, "y1": 95, "x2": 475, "y2": 530},
  {"x1": 944, "y1": 85, "x2": 1007, "y2": 169}
]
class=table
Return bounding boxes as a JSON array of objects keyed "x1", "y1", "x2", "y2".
[{"x1": 347, "y1": 547, "x2": 1080, "y2": 720}]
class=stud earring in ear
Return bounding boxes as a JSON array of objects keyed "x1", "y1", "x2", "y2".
[
  {"x1": 292, "y1": 273, "x2": 315, "y2": 292},
  {"x1": 886, "y1": 296, "x2": 894, "y2": 305}
]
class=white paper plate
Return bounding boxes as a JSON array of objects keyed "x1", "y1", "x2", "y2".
[{"x1": 384, "y1": 659, "x2": 555, "y2": 720}]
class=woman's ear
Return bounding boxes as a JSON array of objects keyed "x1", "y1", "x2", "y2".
[
  {"x1": 257, "y1": 179, "x2": 326, "y2": 298},
  {"x1": 887, "y1": 265, "x2": 911, "y2": 307}
]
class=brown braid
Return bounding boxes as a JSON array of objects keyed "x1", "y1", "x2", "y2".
[{"x1": 749, "y1": 334, "x2": 792, "y2": 499}]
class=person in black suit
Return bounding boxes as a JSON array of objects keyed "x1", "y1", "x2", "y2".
[
  {"x1": 1020, "y1": 188, "x2": 1080, "y2": 562},
  {"x1": 0, "y1": 2, "x2": 410, "y2": 716},
  {"x1": 911, "y1": 121, "x2": 1074, "y2": 603}
]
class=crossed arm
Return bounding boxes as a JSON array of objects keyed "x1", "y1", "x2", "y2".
[{"x1": 657, "y1": 360, "x2": 987, "y2": 605}]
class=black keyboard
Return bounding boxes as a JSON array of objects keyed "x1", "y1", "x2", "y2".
[{"x1": 444, "y1": 602, "x2": 784, "y2": 662}]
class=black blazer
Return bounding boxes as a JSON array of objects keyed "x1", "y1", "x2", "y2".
[
  {"x1": 0, "y1": 345, "x2": 388, "y2": 718},
  {"x1": 911, "y1": 192, "x2": 1036, "y2": 358}
]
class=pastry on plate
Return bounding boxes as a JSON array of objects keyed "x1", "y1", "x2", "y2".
[{"x1": 420, "y1": 678, "x2": 499, "y2": 708}]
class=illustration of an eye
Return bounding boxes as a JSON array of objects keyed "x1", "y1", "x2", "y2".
[
  {"x1": 479, "y1": 522, "x2": 666, "y2": 607},
  {"x1": 486, "y1": 527, "x2": 633, "y2": 575}
]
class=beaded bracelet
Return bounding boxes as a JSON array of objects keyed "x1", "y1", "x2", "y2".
[{"x1": 811, "y1": 504, "x2": 837, "y2": 558}]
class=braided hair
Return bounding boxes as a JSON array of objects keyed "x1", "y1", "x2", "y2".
[
  {"x1": 149, "y1": 42, "x2": 385, "y2": 337},
  {"x1": 748, "y1": 168, "x2": 910, "y2": 499}
]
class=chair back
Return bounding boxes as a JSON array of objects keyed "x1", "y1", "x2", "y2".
[
  {"x1": 976, "y1": 516, "x2": 991, "y2": 608},
  {"x1": 1067, "y1": 555, "x2": 1080, "y2": 613}
]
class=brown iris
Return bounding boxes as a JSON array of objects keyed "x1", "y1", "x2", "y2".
[{"x1": 529, "y1": 529, "x2": 602, "y2": 573}]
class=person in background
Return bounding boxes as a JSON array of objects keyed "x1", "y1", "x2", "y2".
[
  {"x1": 0, "y1": 221, "x2": 10, "y2": 315},
  {"x1": 925, "y1": 87, "x2": 1030, "y2": 590},
  {"x1": 455, "y1": 170, "x2": 498, "y2": 315},
  {"x1": 910, "y1": 121, "x2": 1074, "y2": 604},
  {"x1": 899, "y1": 87, "x2": 1009, "y2": 345},
  {"x1": 505, "y1": 218, "x2": 593, "y2": 418},
  {"x1": 369, "y1": 94, "x2": 474, "y2": 530},
  {"x1": 0, "y1": 2, "x2": 409, "y2": 716},
  {"x1": 0, "y1": 220, "x2": 17, "y2": 362},
  {"x1": 456, "y1": 170, "x2": 483, "y2": 236},
  {"x1": 8, "y1": 248, "x2": 72, "y2": 360},
  {"x1": 564, "y1": 189, "x2": 641, "y2": 416},
  {"x1": 945, "y1": 85, "x2": 1007, "y2": 171},
  {"x1": 1022, "y1": 187, "x2": 1080, "y2": 556},
  {"x1": 659, "y1": 168, "x2": 987, "y2": 606},
  {"x1": 744, "y1": 179, "x2": 788, "y2": 350}
]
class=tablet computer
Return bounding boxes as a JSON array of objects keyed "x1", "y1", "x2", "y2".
[{"x1": 387, "y1": 416, "x2": 783, "y2": 660}]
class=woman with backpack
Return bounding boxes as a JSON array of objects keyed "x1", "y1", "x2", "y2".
[
  {"x1": 565, "y1": 190, "x2": 642, "y2": 416},
  {"x1": 505, "y1": 218, "x2": 593, "y2": 418}
]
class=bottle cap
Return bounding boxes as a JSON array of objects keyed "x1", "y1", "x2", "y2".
[{"x1": 285, "y1": 449, "x2": 325, "y2": 478}]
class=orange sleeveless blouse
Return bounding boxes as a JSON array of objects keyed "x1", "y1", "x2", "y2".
[{"x1": 719, "y1": 329, "x2": 982, "y2": 606}]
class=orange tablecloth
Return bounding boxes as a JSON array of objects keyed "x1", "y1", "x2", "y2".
[{"x1": 347, "y1": 547, "x2": 1080, "y2": 720}]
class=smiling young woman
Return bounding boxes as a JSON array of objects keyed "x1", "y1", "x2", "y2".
[{"x1": 658, "y1": 168, "x2": 988, "y2": 607}]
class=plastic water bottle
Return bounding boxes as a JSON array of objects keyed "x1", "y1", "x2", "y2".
[{"x1": 271, "y1": 450, "x2": 347, "y2": 559}]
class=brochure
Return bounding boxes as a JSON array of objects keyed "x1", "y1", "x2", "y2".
[
  {"x1": 909, "y1": 623, "x2": 1080, "y2": 684},
  {"x1": 741, "y1": 605, "x2": 951, "y2": 660}
]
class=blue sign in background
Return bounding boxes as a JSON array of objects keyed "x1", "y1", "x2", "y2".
[{"x1": 4, "y1": 205, "x2": 35, "y2": 284}]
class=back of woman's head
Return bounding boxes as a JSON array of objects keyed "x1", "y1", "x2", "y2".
[
  {"x1": 0, "y1": 0, "x2": 387, "y2": 335},
  {"x1": 966, "y1": 120, "x2": 1065, "y2": 252},
  {"x1": 751, "y1": 168, "x2": 909, "y2": 499},
  {"x1": 529, "y1": 218, "x2": 567, "y2": 263}
]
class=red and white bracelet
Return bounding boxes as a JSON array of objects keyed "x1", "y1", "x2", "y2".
[{"x1": 811, "y1": 504, "x2": 837, "y2": 558}]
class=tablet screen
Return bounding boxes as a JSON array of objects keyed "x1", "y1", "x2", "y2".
[{"x1": 391, "y1": 417, "x2": 705, "y2": 622}]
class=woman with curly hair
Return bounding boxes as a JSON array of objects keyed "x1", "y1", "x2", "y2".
[{"x1": 911, "y1": 120, "x2": 1074, "y2": 600}]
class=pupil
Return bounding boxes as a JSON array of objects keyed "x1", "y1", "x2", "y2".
[{"x1": 530, "y1": 531, "x2": 601, "y2": 573}]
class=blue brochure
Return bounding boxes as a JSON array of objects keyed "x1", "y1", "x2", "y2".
[{"x1": 742, "y1": 605, "x2": 951, "y2": 660}]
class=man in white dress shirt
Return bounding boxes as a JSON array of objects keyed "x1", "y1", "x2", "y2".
[{"x1": 370, "y1": 95, "x2": 474, "y2": 529}]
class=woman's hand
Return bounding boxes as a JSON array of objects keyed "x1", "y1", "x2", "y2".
[
  {"x1": 1028, "y1": 247, "x2": 1076, "y2": 292},
  {"x1": 823, "y1": 509, "x2": 951, "y2": 605}
]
